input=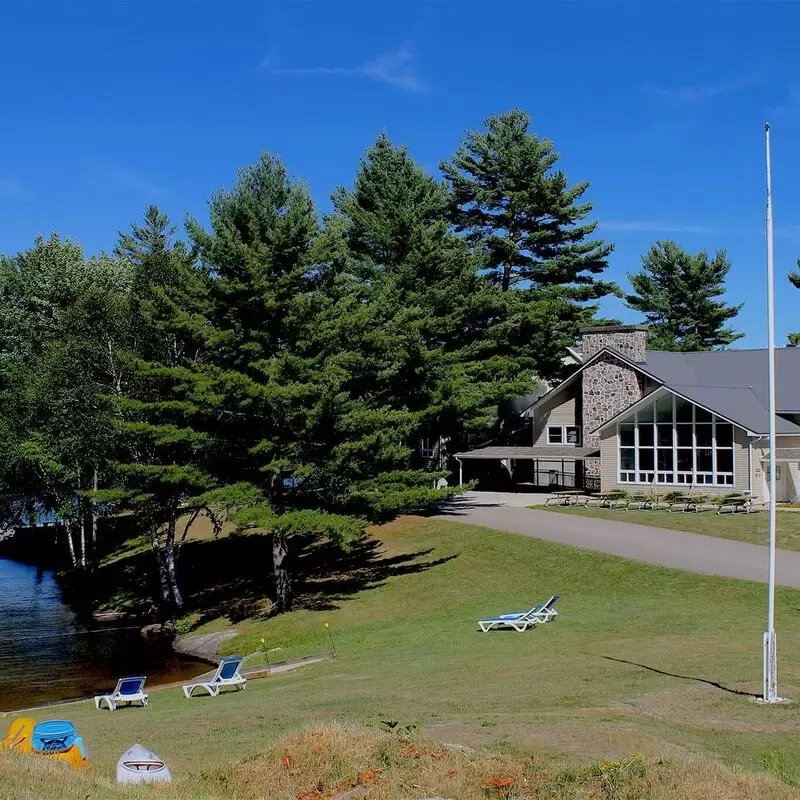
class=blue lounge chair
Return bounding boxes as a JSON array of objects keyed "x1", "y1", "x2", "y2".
[
  {"x1": 477, "y1": 594, "x2": 560, "y2": 632},
  {"x1": 182, "y1": 656, "x2": 246, "y2": 698},
  {"x1": 94, "y1": 676, "x2": 149, "y2": 711}
]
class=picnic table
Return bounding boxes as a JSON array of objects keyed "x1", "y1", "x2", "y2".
[
  {"x1": 715, "y1": 495, "x2": 763, "y2": 514},
  {"x1": 624, "y1": 493, "x2": 661, "y2": 510},
  {"x1": 545, "y1": 490, "x2": 584, "y2": 507},
  {"x1": 586, "y1": 491, "x2": 627, "y2": 508},
  {"x1": 665, "y1": 494, "x2": 707, "y2": 513}
]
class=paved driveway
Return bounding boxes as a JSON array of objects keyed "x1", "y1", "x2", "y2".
[{"x1": 435, "y1": 496, "x2": 800, "y2": 588}]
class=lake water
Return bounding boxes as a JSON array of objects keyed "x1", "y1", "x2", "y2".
[{"x1": 0, "y1": 557, "x2": 208, "y2": 712}]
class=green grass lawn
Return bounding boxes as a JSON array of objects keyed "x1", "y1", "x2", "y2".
[
  {"x1": 7, "y1": 516, "x2": 800, "y2": 798},
  {"x1": 538, "y1": 505, "x2": 800, "y2": 551}
]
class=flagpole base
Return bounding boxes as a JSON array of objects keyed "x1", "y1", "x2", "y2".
[
  {"x1": 755, "y1": 697, "x2": 790, "y2": 704},
  {"x1": 760, "y1": 630, "x2": 788, "y2": 703}
]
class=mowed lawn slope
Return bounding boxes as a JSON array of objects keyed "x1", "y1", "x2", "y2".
[{"x1": 6, "y1": 517, "x2": 800, "y2": 796}]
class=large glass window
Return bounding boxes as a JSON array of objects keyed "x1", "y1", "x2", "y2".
[{"x1": 617, "y1": 396, "x2": 735, "y2": 486}]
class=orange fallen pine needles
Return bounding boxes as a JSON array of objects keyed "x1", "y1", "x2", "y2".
[
  {"x1": 221, "y1": 723, "x2": 800, "y2": 800},
  {"x1": 486, "y1": 775, "x2": 516, "y2": 789}
]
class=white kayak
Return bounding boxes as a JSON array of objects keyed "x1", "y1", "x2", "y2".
[{"x1": 116, "y1": 743, "x2": 172, "y2": 784}]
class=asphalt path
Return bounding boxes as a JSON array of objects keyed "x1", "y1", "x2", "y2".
[{"x1": 435, "y1": 498, "x2": 800, "y2": 587}]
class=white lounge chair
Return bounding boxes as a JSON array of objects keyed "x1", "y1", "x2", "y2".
[
  {"x1": 182, "y1": 656, "x2": 247, "y2": 698},
  {"x1": 95, "y1": 676, "x2": 149, "y2": 711},
  {"x1": 478, "y1": 595, "x2": 560, "y2": 632}
]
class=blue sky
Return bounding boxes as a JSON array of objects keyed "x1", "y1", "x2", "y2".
[{"x1": 2, "y1": 0, "x2": 800, "y2": 346}]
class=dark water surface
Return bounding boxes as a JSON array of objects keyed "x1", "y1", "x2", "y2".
[{"x1": 0, "y1": 557, "x2": 208, "y2": 711}]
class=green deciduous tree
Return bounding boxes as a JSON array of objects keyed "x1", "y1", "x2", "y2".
[
  {"x1": 0, "y1": 235, "x2": 132, "y2": 566},
  {"x1": 625, "y1": 240, "x2": 743, "y2": 351}
]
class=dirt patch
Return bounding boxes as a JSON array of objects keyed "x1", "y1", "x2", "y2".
[
  {"x1": 174, "y1": 628, "x2": 239, "y2": 661},
  {"x1": 425, "y1": 719, "x2": 691, "y2": 764},
  {"x1": 624, "y1": 686, "x2": 800, "y2": 733}
]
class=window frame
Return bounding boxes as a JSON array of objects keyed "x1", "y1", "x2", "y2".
[
  {"x1": 546, "y1": 425, "x2": 581, "y2": 446},
  {"x1": 616, "y1": 396, "x2": 736, "y2": 486},
  {"x1": 547, "y1": 426, "x2": 564, "y2": 444}
]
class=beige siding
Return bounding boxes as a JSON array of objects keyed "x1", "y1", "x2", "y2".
[
  {"x1": 751, "y1": 435, "x2": 800, "y2": 502},
  {"x1": 599, "y1": 430, "x2": 617, "y2": 492},
  {"x1": 733, "y1": 426, "x2": 750, "y2": 492},
  {"x1": 532, "y1": 386, "x2": 579, "y2": 446}
]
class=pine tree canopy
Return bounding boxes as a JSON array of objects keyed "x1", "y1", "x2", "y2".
[
  {"x1": 790, "y1": 259, "x2": 800, "y2": 290},
  {"x1": 329, "y1": 133, "x2": 535, "y2": 443},
  {"x1": 625, "y1": 240, "x2": 743, "y2": 351},
  {"x1": 0, "y1": 111, "x2": 630, "y2": 613},
  {"x1": 440, "y1": 109, "x2": 615, "y2": 299}
]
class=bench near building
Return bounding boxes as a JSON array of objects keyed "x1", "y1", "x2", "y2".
[{"x1": 455, "y1": 325, "x2": 800, "y2": 504}]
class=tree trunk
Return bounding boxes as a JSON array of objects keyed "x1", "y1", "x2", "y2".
[
  {"x1": 75, "y1": 467, "x2": 86, "y2": 568},
  {"x1": 163, "y1": 515, "x2": 183, "y2": 610},
  {"x1": 64, "y1": 525, "x2": 78, "y2": 568},
  {"x1": 90, "y1": 466, "x2": 98, "y2": 548},
  {"x1": 149, "y1": 523, "x2": 172, "y2": 608},
  {"x1": 501, "y1": 265, "x2": 511, "y2": 292},
  {"x1": 78, "y1": 518, "x2": 86, "y2": 568},
  {"x1": 272, "y1": 531, "x2": 291, "y2": 612}
]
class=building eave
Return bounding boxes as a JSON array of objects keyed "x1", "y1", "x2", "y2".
[{"x1": 590, "y1": 385, "x2": 758, "y2": 437}]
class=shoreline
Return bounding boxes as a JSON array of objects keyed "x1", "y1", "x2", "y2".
[{"x1": 1, "y1": 652, "x2": 334, "y2": 716}]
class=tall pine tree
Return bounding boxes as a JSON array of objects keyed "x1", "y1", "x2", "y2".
[
  {"x1": 625, "y1": 240, "x2": 743, "y2": 351},
  {"x1": 440, "y1": 109, "x2": 616, "y2": 379},
  {"x1": 328, "y1": 133, "x2": 534, "y2": 450},
  {"x1": 186, "y1": 153, "x2": 453, "y2": 611},
  {"x1": 789, "y1": 263, "x2": 800, "y2": 346},
  {"x1": 111, "y1": 206, "x2": 213, "y2": 611}
]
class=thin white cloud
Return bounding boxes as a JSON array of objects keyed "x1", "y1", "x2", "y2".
[
  {"x1": 0, "y1": 179, "x2": 29, "y2": 201},
  {"x1": 362, "y1": 48, "x2": 425, "y2": 92},
  {"x1": 642, "y1": 82, "x2": 736, "y2": 104},
  {"x1": 260, "y1": 45, "x2": 280, "y2": 69},
  {"x1": 90, "y1": 167, "x2": 166, "y2": 195},
  {"x1": 267, "y1": 46, "x2": 426, "y2": 92}
]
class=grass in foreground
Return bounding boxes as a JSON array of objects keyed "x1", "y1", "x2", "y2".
[
  {"x1": 7, "y1": 517, "x2": 800, "y2": 797},
  {"x1": 537, "y1": 505, "x2": 800, "y2": 551},
  {"x1": 1, "y1": 725, "x2": 797, "y2": 800}
]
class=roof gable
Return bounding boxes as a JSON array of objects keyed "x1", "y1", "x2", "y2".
[
  {"x1": 521, "y1": 346, "x2": 657, "y2": 418},
  {"x1": 522, "y1": 344, "x2": 800, "y2": 436}
]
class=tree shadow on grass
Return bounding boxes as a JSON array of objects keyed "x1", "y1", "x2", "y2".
[
  {"x1": 591, "y1": 653, "x2": 760, "y2": 698},
  {"x1": 77, "y1": 527, "x2": 458, "y2": 625},
  {"x1": 291, "y1": 535, "x2": 458, "y2": 611}
]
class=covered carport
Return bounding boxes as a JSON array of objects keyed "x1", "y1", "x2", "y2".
[{"x1": 453, "y1": 446, "x2": 600, "y2": 491}]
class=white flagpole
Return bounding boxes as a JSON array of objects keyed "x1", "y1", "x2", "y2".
[{"x1": 761, "y1": 122, "x2": 783, "y2": 703}]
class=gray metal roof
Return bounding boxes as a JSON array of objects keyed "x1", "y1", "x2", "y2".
[
  {"x1": 642, "y1": 349, "x2": 800, "y2": 435},
  {"x1": 454, "y1": 446, "x2": 600, "y2": 460}
]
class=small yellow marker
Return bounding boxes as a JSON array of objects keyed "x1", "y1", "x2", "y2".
[{"x1": 324, "y1": 621, "x2": 336, "y2": 656}]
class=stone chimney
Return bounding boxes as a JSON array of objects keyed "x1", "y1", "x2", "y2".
[
  {"x1": 579, "y1": 325, "x2": 649, "y2": 489},
  {"x1": 579, "y1": 324, "x2": 648, "y2": 363}
]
